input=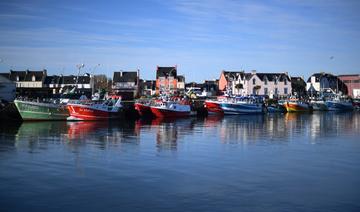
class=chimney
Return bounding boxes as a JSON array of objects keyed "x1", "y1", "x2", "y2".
[{"x1": 251, "y1": 70, "x2": 256, "y2": 75}]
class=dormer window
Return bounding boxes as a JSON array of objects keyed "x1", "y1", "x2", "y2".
[
  {"x1": 264, "y1": 78, "x2": 268, "y2": 85},
  {"x1": 32, "y1": 75, "x2": 36, "y2": 81},
  {"x1": 284, "y1": 78, "x2": 287, "y2": 85},
  {"x1": 16, "y1": 76, "x2": 19, "y2": 81},
  {"x1": 274, "y1": 77, "x2": 278, "y2": 85},
  {"x1": 253, "y1": 78, "x2": 256, "y2": 85}
]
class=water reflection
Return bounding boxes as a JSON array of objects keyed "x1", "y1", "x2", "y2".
[{"x1": 0, "y1": 112, "x2": 359, "y2": 152}]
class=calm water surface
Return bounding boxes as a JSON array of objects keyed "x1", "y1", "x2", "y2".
[{"x1": 1, "y1": 112, "x2": 360, "y2": 212}]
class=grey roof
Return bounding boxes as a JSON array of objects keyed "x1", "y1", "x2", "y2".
[
  {"x1": 255, "y1": 73, "x2": 290, "y2": 82},
  {"x1": 306, "y1": 73, "x2": 337, "y2": 83},
  {"x1": 61, "y1": 75, "x2": 90, "y2": 84},
  {"x1": 177, "y1": 75, "x2": 185, "y2": 82},
  {"x1": 9, "y1": 70, "x2": 46, "y2": 82},
  {"x1": 156, "y1": 67, "x2": 177, "y2": 78},
  {"x1": 113, "y1": 71, "x2": 138, "y2": 83},
  {"x1": 222, "y1": 71, "x2": 245, "y2": 81}
]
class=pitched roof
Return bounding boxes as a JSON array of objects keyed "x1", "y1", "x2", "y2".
[
  {"x1": 113, "y1": 71, "x2": 138, "y2": 83},
  {"x1": 222, "y1": 71, "x2": 245, "y2": 81},
  {"x1": 61, "y1": 75, "x2": 90, "y2": 84},
  {"x1": 177, "y1": 75, "x2": 185, "y2": 82},
  {"x1": 255, "y1": 73, "x2": 290, "y2": 82},
  {"x1": 156, "y1": 66, "x2": 177, "y2": 78},
  {"x1": 306, "y1": 72, "x2": 337, "y2": 83},
  {"x1": 8, "y1": 70, "x2": 46, "y2": 82}
]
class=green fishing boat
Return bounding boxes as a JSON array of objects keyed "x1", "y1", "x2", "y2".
[{"x1": 14, "y1": 99, "x2": 69, "y2": 121}]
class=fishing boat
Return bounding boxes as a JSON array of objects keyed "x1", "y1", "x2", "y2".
[
  {"x1": 205, "y1": 96, "x2": 264, "y2": 115},
  {"x1": 284, "y1": 99, "x2": 311, "y2": 112},
  {"x1": 134, "y1": 99, "x2": 153, "y2": 117},
  {"x1": 325, "y1": 96, "x2": 353, "y2": 111},
  {"x1": 67, "y1": 96, "x2": 123, "y2": 120},
  {"x1": 266, "y1": 104, "x2": 286, "y2": 113},
  {"x1": 14, "y1": 99, "x2": 69, "y2": 121},
  {"x1": 310, "y1": 100, "x2": 328, "y2": 111},
  {"x1": 150, "y1": 100, "x2": 193, "y2": 118},
  {"x1": 219, "y1": 96, "x2": 264, "y2": 115},
  {"x1": 204, "y1": 97, "x2": 225, "y2": 115}
]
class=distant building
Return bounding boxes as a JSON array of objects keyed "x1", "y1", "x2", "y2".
[
  {"x1": 176, "y1": 75, "x2": 185, "y2": 93},
  {"x1": 247, "y1": 71, "x2": 291, "y2": 98},
  {"x1": 0, "y1": 74, "x2": 16, "y2": 102},
  {"x1": 338, "y1": 74, "x2": 360, "y2": 98},
  {"x1": 8, "y1": 69, "x2": 48, "y2": 98},
  {"x1": 218, "y1": 71, "x2": 250, "y2": 95},
  {"x1": 45, "y1": 74, "x2": 93, "y2": 97},
  {"x1": 290, "y1": 76, "x2": 306, "y2": 97},
  {"x1": 306, "y1": 72, "x2": 347, "y2": 95},
  {"x1": 156, "y1": 66, "x2": 177, "y2": 94},
  {"x1": 112, "y1": 70, "x2": 140, "y2": 99},
  {"x1": 140, "y1": 80, "x2": 156, "y2": 96}
]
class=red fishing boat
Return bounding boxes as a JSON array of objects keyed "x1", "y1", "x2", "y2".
[
  {"x1": 150, "y1": 100, "x2": 193, "y2": 118},
  {"x1": 204, "y1": 100, "x2": 223, "y2": 115},
  {"x1": 134, "y1": 99, "x2": 154, "y2": 117},
  {"x1": 67, "y1": 96, "x2": 123, "y2": 120}
]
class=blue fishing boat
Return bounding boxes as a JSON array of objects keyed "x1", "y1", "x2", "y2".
[
  {"x1": 219, "y1": 96, "x2": 264, "y2": 115},
  {"x1": 325, "y1": 95, "x2": 353, "y2": 111}
]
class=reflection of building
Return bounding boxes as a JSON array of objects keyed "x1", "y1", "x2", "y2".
[
  {"x1": 338, "y1": 74, "x2": 360, "y2": 98},
  {"x1": 112, "y1": 70, "x2": 140, "y2": 99}
]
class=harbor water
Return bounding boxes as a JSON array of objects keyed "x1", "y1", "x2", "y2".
[{"x1": 1, "y1": 112, "x2": 360, "y2": 211}]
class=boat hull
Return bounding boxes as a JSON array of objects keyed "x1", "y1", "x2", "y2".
[
  {"x1": 150, "y1": 107, "x2": 191, "y2": 118},
  {"x1": 67, "y1": 104, "x2": 122, "y2": 120},
  {"x1": 14, "y1": 100, "x2": 69, "y2": 121},
  {"x1": 284, "y1": 102, "x2": 311, "y2": 112},
  {"x1": 325, "y1": 101, "x2": 354, "y2": 111},
  {"x1": 219, "y1": 102, "x2": 263, "y2": 115},
  {"x1": 134, "y1": 103, "x2": 152, "y2": 117},
  {"x1": 204, "y1": 100, "x2": 224, "y2": 115}
]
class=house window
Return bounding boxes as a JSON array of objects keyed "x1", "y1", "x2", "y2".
[
  {"x1": 284, "y1": 88, "x2": 288, "y2": 94},
  {"x1": 264, "y1": 88, "x2": 268, "y2": 95},
  {"x1": 284, "y1": 79, "x2": 287, "y2": 85},
  {"x1": 253, "y1": 78, "x2": 256, "y2": 85},
  {"x1": 264, "y1": 78, "x2": 267, "y2": 85},
  {"x1": 275, "y1": 88, "x2": 278, "y2": 94},
  {"x1": 274, "y1": 78, "x2": 278, "y2": 85},
  {"x1": 253, "y1": 87, "x2": 256, "y2": 95},
  {"x1": 16, "y1": 76, "x2": 19, "y2": 81}
]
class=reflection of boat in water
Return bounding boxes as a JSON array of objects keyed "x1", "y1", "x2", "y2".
[
  {"x1": 16, "y1": 121, "x2": 69, "y2": 137},
  {"x1": 67, "y1": 121, "x2": 109, "y2": 139},
  {"x1": 14, "y1": 99, "x2": 69, "y2": 121}
]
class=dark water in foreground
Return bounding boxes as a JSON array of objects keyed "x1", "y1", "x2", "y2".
[{"x1": 1, "y1": 112, "x2": 360, "y2": 212}]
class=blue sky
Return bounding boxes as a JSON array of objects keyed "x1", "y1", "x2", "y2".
[{"x1": 0, "y1": 0, "x2": 359, "y2": 82}]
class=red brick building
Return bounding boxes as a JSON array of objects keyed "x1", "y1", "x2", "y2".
[
  {"x1": 155, "y1": 66, "x2": 178, "y2": 94},
  {"x1": 338, "y1": 74, "x2": 360, "y2": 98}
]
